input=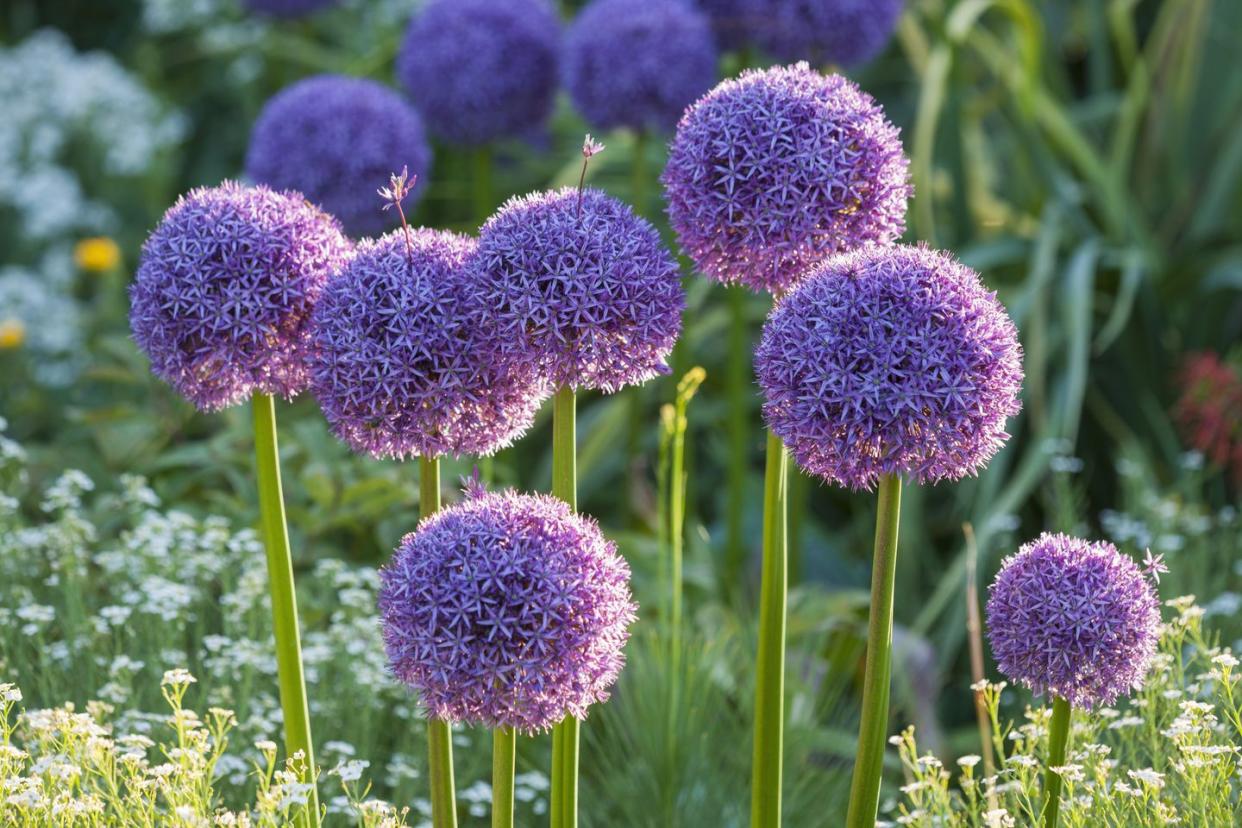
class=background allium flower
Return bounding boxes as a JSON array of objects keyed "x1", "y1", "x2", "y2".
[
  {"x1": 378, "y1": 487, "x2": 636, "y2": 732},
  {"x1": 755, "y1": 244, "x2": 1022, "y2": 490},
  {"x1": 474, "y1": 187, "x2": 684, "y2": 393},
  {"x1": 564, "y1": 0, "x2": 718, "y2": 133},
  {"x1": 662, "y1": 63, "x2": 910, "y2": 294},
  {"x1": 130, "y1": 181, "x2": 351, "y2": 412},
  {"x1": 245, "y1": 75, "x2": 432, "y2": 237},
  {"x1": 395, "y1": 0, "x2": 560, "y2": 146},
  {"x1": 241, "y1": 0, "x2": 339, "y2": 17},
  {"x1": 757, "y1": 0, "x2": 904, "y2": 68},
  {"x1": 692, "y1": 0, "x2": 766, "y2": 51},
  {"x1": 1175, "y1": 351, "x2": 1242, "y2": 483},
  {"x1": 311, "y1": 229, "x2": 544, "y2": 459},
  {"x1": 987, "y1": 533, "x2": 1161, "y2": 708}
]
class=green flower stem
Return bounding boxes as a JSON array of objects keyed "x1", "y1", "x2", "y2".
[
  {"x1": 422, "y1": 456, "x2": 458, "y2": 828},
  {"x1": 252, "y1": 393, "x2": 320, "y2": 828},
  {"x1": 1043, "y1": 696, "x2": 1072, "y2": 828},
  {"x1": 845, "y1": 473, "x2": 903, "y2": 828},
  {"x1": 550, "y1": 387, "x2": 579, "y2": 828},
  {"x1": 492, "y1": 727, "x2": 516, "y2": 828},
  {"x1": 724, "y1": 287, "x2": 749, "y2": 598},
  {"x1": 751, "y1": 429, "x2": 789, "y2": 828},
  {"x1": 473, "y1": 146, "x2": 493, "y2": 225}
]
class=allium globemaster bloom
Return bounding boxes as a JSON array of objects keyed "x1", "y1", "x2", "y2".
[
  {"x1": 130, "y1": 181, "x2": 352, "y2": 412},
  {"x1": 757, "y1": 0, "x2": 904, "y2": 68},
  {"x1": 310, "y1": 229, "x2": 545, "y2": 460},
  {"x1": 245, "y1": 75, "x2": 432, "y2": 237},
  {"x1": 755, "y1": 244, "x2": 1023, "y2": 490},
  {"x1": 564, "y1": 0, "x2": 718, "y2": 133},
  {"x1": 378, "y1": 485, "x2": 636, "y2": 733},
  {"x1": 662, "y1": 63, "x2": 910, "y2": 294},
  {"x1": 474, "y1": 187, "x2": 684, "y2": 393},
  {"x1": 396, "y1": 0, "x2": 561, "y2": 146},
  {"x1": 987, "y1": 533, "x2": 1162, "y2": 709}
]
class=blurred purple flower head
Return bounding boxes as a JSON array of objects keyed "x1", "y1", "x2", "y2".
[
  {"x1": 242, "y1": 0, "x2": 339, "y2": 17},
  {"x1": 692, "y1": 0, "x2": 766, "y2": 51},
  {"x1": 662, "y1": 63, "x2": 910, "y2": 294},
  {"x1": 245, "y1": 75, "x2": 431, "y2": 238},
  {"x1": 758, "y1": 0, "x2": 904, "y2": 68},
  {"x1": 130, "y1": 181, "x2": 351, "y2": 412},
  {"x1": 311, "y1": 229, "x2": 545, "y2": 460},
  {"x1": 474, "y1": 187, "x2": 684, "y2": 394},
  {"x1": 396, "y1": 0, "x2": 561, "y2": 146},
  {"x1": 564, "y1": 0, "x2": 718, "y2": 133},
  {"x1": 987, "y1": 532, "x2": 1161, "y2": 709},
  {"x1": 378, "y1": 486, "x2": 636, "y2": 732},
  {"x1": 755, "y1": 244, "x2": 1022, "y2": 490}
]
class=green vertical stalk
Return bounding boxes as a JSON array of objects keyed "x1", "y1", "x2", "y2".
[
  {"x1": 492, "y1": 727, "x2": 516, "y2": 828},
  {"x1": 550, "y1": 387, "x2": 579, "y2": 828},
  {"x1": 632, "y1": 130, "x2": 648, "y2": 216},
  {"x1": 422, "y1": 456, "x2": 458, "y2": 828},
  {"x1": 724, "y1": 287, "x2": 749, "y2": 597},
  {"x1": 845, "y1": 473, "x2": 903, "y2": 828},
  {"x1": 1043, "y1": 696, "x2": 1072, "y2": 828},
  {"x1": 750, "y1": 429, "x2": 788, "y2": 828},
  {"x1": 252, "y1": 393, "x2": 320, "y2": 828},
  {"x1": 473, "y1": 147, "x2": 493, "y2": 225}
]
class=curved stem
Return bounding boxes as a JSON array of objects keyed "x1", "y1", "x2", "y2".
[
  {"x1": 422, "y1": 457, "x2": 458, "y2": 828},
  {"x1": 492, "y1": 728, "x2": 516, "y2": 828},
  {"x1": 550, "y1": 387, "x2": 579, "y2": 828},
  {"x1": 750, "y1": 429, "x2": 788, "y2": 828},
  {"x1": 845, "y1": 473, "x2": 903, "y2": 828},
  {"x1": 1043, "y1": 696, "x2": 1072, "y2": 828},
  {"x1": 253, "y1": 394, "x2": 320, "y2": 828}
]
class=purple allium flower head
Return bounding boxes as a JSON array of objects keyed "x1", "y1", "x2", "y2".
[
  {"x1": 130, "y1": 181, "x2": 352, "y2": 412},
  {"x1": 755, "y1": 244, "x2": 1023, "y2": 490},
  {"x1": 242, "y1": 0, "x2": 339, "y2": 17},
  {"x1": 396, "y1": 0, "x2": 560, "y2": 147},
  {"x1": 245, "y1": 75, "x2": 432, "y2": 238},
  {"x1": 378, "y1": 486, "x2": 637, "y2": 732},
  {"x1": 692, "y1": 0, "x2": 766, "y2": 51},
  {"x1": 662, "y1": 63, "x2": 910, "y2": 294},
  {"x1": 757, "y1": 0, "x2": 904, "y2": 68},
  {"x1": 474, "y1": 187, "x2": 684, "y2": 393},
  {"x1": 310, "y1": 228, "x2": 545, "y2": 460},
  {"x1": 987, "y1": 533, "x2": 1161, "y2": 709},
  {"x1": 564, "y1": 0, "x2": 718, "y2": 133}
]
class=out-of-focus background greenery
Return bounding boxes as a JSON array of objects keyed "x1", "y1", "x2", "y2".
[{"x1": 2, "y1": 0, "x2": 1241, "y2": 824}]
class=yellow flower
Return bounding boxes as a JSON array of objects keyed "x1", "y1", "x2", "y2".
[
  {"x1": 74, "y1": 236, "x2": 121, "y2": 272},
  {"x1": 0, "y1": 318, "x2": 25, "y2": 350}
]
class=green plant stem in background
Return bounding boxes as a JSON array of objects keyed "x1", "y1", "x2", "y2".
[
  {"x1": 421, "y1": 456, "x2": 458, "y2": 828},
  {"x1": 492, "y1": 727, "x2": 515, "y2": 828},
  {"x1": 845, "y1": 473, "x2": 903, "y2": 828},
  {"x1": 252, "y1": 393, "x2": 320, "y2": 828},
  {"x1": 550, "y1": 386, "x2": 579, "y2": 828},
  {"x1": 751, "y1": 429, "x2": 789, "y2": 828},
  {"x1": 724, "y1": 288, "x2": 749, "y2": 597},
  {"x1": 632, "y1": 130, "x2": 648, "y2": 216},
  {"x1": 472, "y1": 146, "x2": 493, "y2": 225},
  {"x1": 1043, "y1": 696, "x2": 1072, "y2": 828}
]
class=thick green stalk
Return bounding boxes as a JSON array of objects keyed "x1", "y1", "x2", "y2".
[
  {"x1": 845, "y1": 473, "x2": 903, "y2": 828},
  {"x1": 550, "y1": 387, "x2": 579, "y2": 828},
  {"x1": 473, "y1": 147, "x2": 493, "y2": 225},
  {"x1": 422, "y1": 457, "x2": 458, "y2": 828},
  {"x1": 1043, "y1": 696, "x2": 1072, "y2": 828},
  {"x1": 750, "y1": 429, "x2": 788, "y2": 828},
  {"x1": 252, "y1": 393, "x2": 320, "y2": 828},
  {"x1": 492, "y1": 728, "x2": 515, "y2": 828},
  {"x1": 724, "y1": 287, "x2": 749, "y2": 597},
  {"x1": 632, "y1": 130, "x2": 648, "y2": 216}
]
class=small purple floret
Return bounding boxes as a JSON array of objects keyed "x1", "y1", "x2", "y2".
[
  {"x1": 378, "y1": 487, "x2": 637, "y2": 732},
  {"x1": 245, "y1": 75, "x2": 432, "y2": 238},
  {"x1": 987, "y1": 533, "x2": 1161, "y2": 709},
  {"x1": 564, "y1": 0, "x2": 718, "y2": 133},
  {"x1": 758, "y1": 0, "x2": 904, "y2": 68},
  {"x1": 130, "y1": 181, "x2": 352, "y2": 412},
  {"x1": 396, "y1": 0, "x2": 561, "y2": 146},
  {"x1": 755, "y1": 244, "x2": 1023, "y2": 490},
  {"x1": 310, "y1": 229, "x2": 545, "y2": 460},
  {"x1": 662, "y1": 63, "x2": 910, "y2": 294},
  {"x1": 474, "y1": 187, "x2": 684, "y2": 393}
]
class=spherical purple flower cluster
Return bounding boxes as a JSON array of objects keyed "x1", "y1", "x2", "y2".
[
  {"x1": 758, "y1": 0, "x2": 904, "y2": 68},
  {"x1": 311, "y1": 229, "x2": 544, "y2": 460},
  {"x1": 396, "y1": 0, "x2": 560, "y2": 146},
  {"x1": 662, "y1": 63, "x2": 910, "y2": 294},
  {"x1": 130, "y1": 181, "x2": 351, "y2": 412},
  {"x1": 378, "y1": 486, "x2": 636, "y2": 732},
  {"x1": 755, "y1": 245, "x2": 1022, "y2": 490},
  {"x1": 245, "y1": 75, "x2": 431, "y2": 238},
  {"x1": 242, "y1": 0, "x2": 339, "y2": 17},
  {"x1": 474, "y1": 187, "x2": 684, "y2": 393},
  {"x1": 987, "y1": 533, "x2": 1161, "y2": 709},
  {"x1": 564, "y1": 0, "x2": 718, "y2": 133}
]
